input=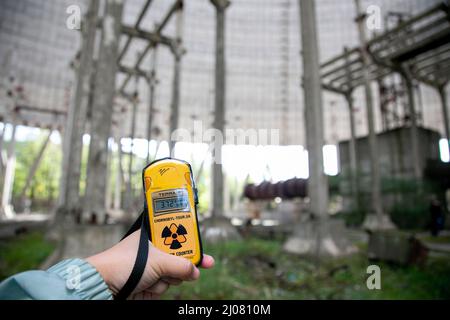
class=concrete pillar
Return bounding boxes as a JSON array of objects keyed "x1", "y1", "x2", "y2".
[
  {"x1": 169, "y1": 8, "x2": 184, "y2": 155},
  {"x1": 201, "y1": 0, "x2": 240, "y2": 243},
  {"x1": 125, "y1": 77, "x2": 139, "y2": 211},
  {"x1": 58, "y1": 0, "x2": 99, "y2": 215},
  {"x1": 83, "y1": 0, "x2": 123, "y2": 224},
  {"x1": 283, "y1": 0, "x2": 355, "y2": 257},
  {"x1": 301, "y1": 0, "x2": 328, "y2": 219},
  {"x1": 114, "y1": 137, "x2": 123, "y2": 211},
  {"x1": 146, "y1": 47, "x2": 158, "y2": 164},
  {"x1": 1, "y1": 123, "x2": 17, "y2": 219},
  {"x1": 438, "y1": 84, "x2": 450, "y2": 151},
  {"x1": 18, "y1": 130, "x2": 52, "y2": 207},
  {"x1": 210, "y1": 0, "x2": 229, "y2": 218},
  {"x1": 355, "y1": 0, "x2": 390, "y2": 230},
  {"x1": 403, "y1": 74, "x2": 421, "y2": 180},
  {"x1": 345, "y1": 93, "x2": 359, "y2": 209},
  {"x1": 105, "y1": 138, "x2": 113, "y2": 212},
  {"x1": 0, "y1": 123, "x2": 6, "y2": 172},
  {"x1": 0, "y1": 123, "x2": 6, "y2": 191}
]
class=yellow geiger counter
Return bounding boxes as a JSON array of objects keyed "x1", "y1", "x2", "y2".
[
  {"x1": 116, "y1": 157, "x2": 203, "y2": 299},
  {"x1": 143, "y1": 158, "x2": 203, "y2": 265}
]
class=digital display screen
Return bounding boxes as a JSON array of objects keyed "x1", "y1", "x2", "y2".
[
  {"x1": 152, "y1": 188, "x2": 190, "y2": 215},
  {"x1": 154, "y1": 197, "x2": 188, "y2": 213}
]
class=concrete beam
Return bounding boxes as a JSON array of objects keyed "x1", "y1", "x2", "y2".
[
  {"x1": 118, "y1": 0, "x2": 154, "y2": 61},
  {"x1": 120, "y1": 25, "x2": 174, "y2": 47},
  {"x1": 118, "y1": 0, "x2": 182, "y2": 93},
  {"x1": 118, "y1": 65, "x2": 148, "y2": 79}
]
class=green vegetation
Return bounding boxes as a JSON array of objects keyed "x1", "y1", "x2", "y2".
[
  {"x1": 11, "y1": 132, "x2": 62, "y2": 210},
  {"x1": 164, "y1": 237, "x2": 450, "y2": 300},
  {"x1": 335, "y1": 175, "x2": 444, "y2": 229},
  {"x1": 0, "y1": 232, "x2": 55, "y2": 280}
]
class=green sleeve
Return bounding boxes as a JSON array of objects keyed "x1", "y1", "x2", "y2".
[{"x1": 0, "y1": 258, "x2": 112, "y2": 300}]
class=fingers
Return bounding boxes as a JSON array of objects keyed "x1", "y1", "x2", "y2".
[
  {"x1": 200, "y1": 254, "x2": 215, "y2": 269},
  {"x1": 161, "y1": 276, "x2": 183, "y2": 285},
  {"x1": 148, "y1": 280, "x2": 170, "y2": 295},
  {"x1": 130, "y1": 281, "x2": 169, "y2": 300},
  {"x1": 130, "y1": 290, "x2": 160, "y2": 300},
  {"x1": 152, "y1": 246, "x2": 200, "y2": 281}
]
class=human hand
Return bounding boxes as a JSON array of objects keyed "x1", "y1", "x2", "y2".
[{"x1": 86, "y1": 230, "x2": 214, "y2": 299}]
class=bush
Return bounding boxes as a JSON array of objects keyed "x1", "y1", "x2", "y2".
[{"x1": 389, "y1": 200, "x2": 429, "y2": 230}]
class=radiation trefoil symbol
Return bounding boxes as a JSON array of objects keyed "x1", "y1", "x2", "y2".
[{"x1": 162, "y1": 223, "x2": 187, "y2": 249}]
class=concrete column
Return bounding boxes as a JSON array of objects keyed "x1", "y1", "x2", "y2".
[
  {"x1": 345, "y1": 93, "x2": 359, "y2": 209},
  {"x1": 58, "y1": 0, "x2": 99, "y2": 213},
  {"x1": 105, "y1": 138, "x2": 113, "y2": 212},
  {"x1": 438, "y1": 84, "x2": 450, "y2": 151},
  {"x1": 125, "y1": 78, "x2": 139, "y2": 211},
  {"x1": 201, "y1": 0, "x2": 240, "y2": 243},
  {"x1": 18, "y1": 130, "x2": 52, "y2": 206},
  {"x1": 169, "y1": 8, "x2": 184, "y2": 155},
  {"x1": 210, "y1": 0, "x2": 229, "y2": 218},
  {"x1": 301, "y1": 0, "x2": 328, "y2": 218},
  {"x1": 354, "y1": 0, "x2": 384, "y2": 221},
  {"x1": 83, "y1": 0, "x2": 123, "y2": 224},
  {"x1": 403, "y1": 74, "x2": 421, "y2": 180},
  {"x1": 0, "y1": 123, "x2": 6, "y2": 171},
  {"x1": 1, "y1": 123, "x2": 17, "y2": 219},
  {"x1": 114, "y1": 138, "x2": 123, "y2": 211},
  {"x1": 283, "y1": 0, "x2": 355, "y2": 257},
  {"x1": 343, "y1": 47, "x2": 359, "y2": 209},
  {"x1": 146, "y1": 48, "x2": 158, "y2": 164}
]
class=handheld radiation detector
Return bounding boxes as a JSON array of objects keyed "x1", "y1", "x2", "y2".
[{"x1": 143, "y1": 158, "x2": 203, "y2": 266}]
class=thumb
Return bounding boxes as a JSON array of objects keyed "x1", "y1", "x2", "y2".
[{"x1": 152, "y1": 247, "x2": 200, "y2": 281}]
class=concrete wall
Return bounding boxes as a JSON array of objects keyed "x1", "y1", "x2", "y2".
[
  {"x1": 340, "y1": 126, "x2": 440, "y2": 182},
  {"x1": 338, "y1": 126, "x2": 441, "y2": 210}
]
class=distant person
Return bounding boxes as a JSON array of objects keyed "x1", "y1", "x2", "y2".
[
  {"x1": 0, "y1": 230, "x2": 214, "y2": 300},
  {"x1": 429, "y1": 195, "x2": 445, "y2": 237}
]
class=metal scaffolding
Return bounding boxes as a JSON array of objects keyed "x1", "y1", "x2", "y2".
[{"x1": 320, "y1": 1, "x2": 450, "y2": 228}]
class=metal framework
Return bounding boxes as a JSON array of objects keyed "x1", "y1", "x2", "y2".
[
  {"x1": 319, "y1": 1, "x2": 450, "y2": 224},
  {"x1": 320, "y1": 48, "x2": 391, "y2": 96}
]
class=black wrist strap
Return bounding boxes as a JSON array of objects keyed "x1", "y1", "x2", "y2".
[{"x1": 115, "y1": 207, "x2": 150, "y2": 300}]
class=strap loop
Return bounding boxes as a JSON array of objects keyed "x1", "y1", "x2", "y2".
[{"x1": 115, "y1": 208, "x2": 149, "y2": 300}]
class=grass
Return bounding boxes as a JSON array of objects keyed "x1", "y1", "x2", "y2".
[
  {"x1": 0, "y1": 232, "x2": 55, "y2": 281},
  {"x1": 1, "y1": 232, "x2": 449, "y2": 299},
  {"x1": 164, "y1": 237, "x2": 450, "y2": 300},
  {"x1": 420, "y1": 235, "x2": 450, "y2": 244}
]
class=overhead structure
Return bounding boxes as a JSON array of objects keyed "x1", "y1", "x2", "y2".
[
  {"x1": 320, "y1": 1, "x2": 450, "y2": 229},
  {"x1": 1, "y1": 0, "x2": 449, "y2": 225},
  {"x1": 367, "y1": 1, "x2": 450, "y2": 152},
  {"x1": 56, "y1": 0, "x2": 184, "y2": 221}
]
